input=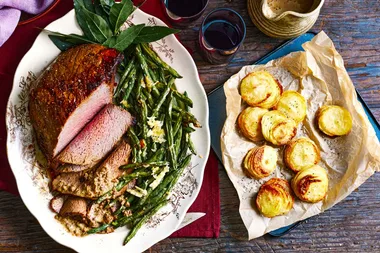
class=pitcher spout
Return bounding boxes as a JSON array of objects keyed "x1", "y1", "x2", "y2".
[{"x1": 261, "y1": 0, "x2": 324, "y2": 22}]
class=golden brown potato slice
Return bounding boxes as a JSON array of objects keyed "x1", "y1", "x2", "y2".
[
  {"x1": 243, "y1": 145, "x2": 277, "y2": 179},
  {"x1": 240, "y1": 71, "x2": 283, "y2": 109},
  {"x1": 291, "y1": 165, "x2": 328, "y2": 203},
  {"x1": 256, "y1": 178, "x2": 294, "y2": 218},
  {"x1": 261, "y1": 110, "x2": 297, "y2": 145},
  {"x1": 317, "y1": 105, "x2": 353, "y2": 136},
  {"x1": 238, "y1": 107, "x2": 269, "y2": 141},
  {"x1": 284, "y1": 137, "x2": 320, "y2": 173},
  {"x1": 274, "y1": 90, "x2": 307, "y2": 124}
]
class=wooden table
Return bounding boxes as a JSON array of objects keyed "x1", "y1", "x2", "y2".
[{"x1": 1, "y1": 0, "x2": 379, "y2": 252}]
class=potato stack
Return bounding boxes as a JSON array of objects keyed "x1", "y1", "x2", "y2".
[{"x1": 237, "y1": 70, "x2": 352, "y2": 218}]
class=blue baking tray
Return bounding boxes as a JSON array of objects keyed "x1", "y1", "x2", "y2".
[{"x1": 207, "y1": 32, "x2": 380, "y2": 236}]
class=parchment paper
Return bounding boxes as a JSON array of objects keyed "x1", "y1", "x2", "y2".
[{"x1": 221, "y1": 31, "x2": 380, "y2": 239}]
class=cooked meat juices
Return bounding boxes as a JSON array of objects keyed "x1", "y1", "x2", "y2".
[
  {"x1": 28, "y1": 44, "x2": 123, "y2": 161},
  {"x1": 52, "y1": 141, "x2": 132, "y2": 199},
  {"x1": 56, "y1": 104, "x2": 134, "y2": 166}
]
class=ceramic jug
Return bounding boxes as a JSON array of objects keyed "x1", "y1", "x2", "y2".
[{"x1": 261, "y1": 0, "x2": 324, "y2": 27}]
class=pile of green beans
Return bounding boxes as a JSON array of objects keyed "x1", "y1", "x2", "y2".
[{"x1": 87, "y1": 43, "x2": 200, "y2": 244}]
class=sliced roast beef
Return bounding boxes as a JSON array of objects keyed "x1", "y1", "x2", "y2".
[
  {"x1": 52, "y1": 141, "x2": 132, "y2": 199},
  {"x1": 57, "y1": 163, "x2": 93, "y2": 173},
  {"x1": 50, "y1": 195, "x2": 68, "y2": 213},
  {"x1": 29, "y1": 44, "x2": 123, "y2": 161},
  {"x1": 59, "y1": 196, "x2": 88, "y2": 222},
  {"x1": 56, "y1": 104, "x2": 133, "y2": 166}
]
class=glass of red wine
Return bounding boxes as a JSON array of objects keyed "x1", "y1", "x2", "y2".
[
  {"x1": 161, "y1": 0, "x2": 209, "y2": 27},
  {"x1": 199, "y1": 8, "x2": 246, "y2": 64}
]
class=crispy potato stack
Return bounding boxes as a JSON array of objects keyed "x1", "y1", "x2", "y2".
[
  {"x1": 256, "y1": 178, "x2": 294, "y2": 218},
  {"x1": 317, "y1": 105, "x2": 353, "y2": 136},
  {"x1": 291, "y1": 165, "x2": 328, "y2": 203},
  {"x1": 240, "y1": 71, "x2": 283, "y2": 109},
  {"x1": 243, "y1": 145, "x2": 277, "y2": 179},
  {"x1": 261, "y1": 111, "x2": 297, "y2": 145},
  {"x1": 284, "y1": 137, "x2": 320, "y2": 173},
  {"x1": 238, "y1": 107, "x2": 268, "y2": 141},
  {"x1": 275, "y1": 91, "x2": 307, "y2": 124}
]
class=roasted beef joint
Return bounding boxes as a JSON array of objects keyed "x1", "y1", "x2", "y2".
[{"x1": 29, "y1": 44, "x2": 123, "y2": 161}]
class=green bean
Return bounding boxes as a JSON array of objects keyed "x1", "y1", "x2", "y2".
[
  {"x1": 87, "y1": 224, "x2": 110, "y2": 234},
  {"x1": 141, "y1": 43, "x2": 182, "y2": 78},
  {"x1": 121, "y1": 68, "x2": 137, "y2": 102},
  {"x1": 127, "y1": 128, "x2": 140, "y2": 148},
  {"x1": 183, "y1": 126, "x2": 196, "y2": 133},
  {"x1": 151, "y1": 85, "x2": 170, "y2": 117},
  {"x1": 147, "y1": 147, "x2": 165, "y2": 162},
  {"x1": 136, "y1": 149, "x2": 142, "y2": 163},
  {"x1": 123, "y1": 199, "x2": 169, "y2": 245},
  {"x1": 165, "y1": 92, "x2": 176, "y2": 170},
  {"x1": 147, "y1": 154, "x2": 191, "y2": 205},
  {"x1": 136, "y1": 45, "x2": 154, "y2": 90},
  {"x1": 120, "y1": 161, "x2": 169, "y2": 170},
  {"x1": 122, "y1": 171, "x2": 151, "y2": 182},
  {"x1": 172, "y1": 90, "x2": 193, "y2": 108},
  {"x1": 183, "y1": 91, "x2": 190, "y2": 112},
  {"x1": 167, "y1": 155, "x2": 191, "y2": 189},
  {"x1": 172, "y1": 105, "x2": 201, "y2": 128},
  {"x1": 96, "y1": 191, "x2": 112, "y2": 204},
  {"x1": 126, "y1": 194, "x2": 136, "y2": 205},
  {"x1": 152, "y1": 86, "x2": 160, "y2": 98},
  {"x1": 174, "y1": 126, "x2": 182, "y2": 158},
  {"x1": 116, "y1": 179, "x2": 129, "y2": 191},
  {"x1": 148, "y1": 67, "x2": 159, "y2": 83},
  {"x1": 178, "y1": 136, "x2": 189, "y2": 162},
  {"x1": 115, "y1": 57, "x2": 135, "y2": 97},
  {"x1": 188, "y1": 133, "x2": 197, "y2": 155},
  {"x1": 145, "y1": 56, "x2": 158, "y2": 69},
  {"x1": 134, "y1": 72, "x2": 143, "y2": 100},
  {"x1": 114, "y1": 206, "x2": 126, "y2": 216},
  {"x1": 140, "y1": 99, "x2": 148, "y2": 140},
  {"x1": 172, "y1": 116, "x2": 182, "y2": 137},
  {"x1": 142, "y1": 89, "x2": 154, "y2": 108},
  {"x1": 132, "y1": 147, "x2": 139, "y2": 164}
]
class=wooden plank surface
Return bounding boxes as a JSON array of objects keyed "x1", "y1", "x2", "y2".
[{"x1": 1, "y1": 0, "x2": 379, "y2": 252}]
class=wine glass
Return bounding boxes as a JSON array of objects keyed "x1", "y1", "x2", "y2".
[
  {"x1": 161, "y1": 0, "x2": 209, "y2": 28},
  {"x1": 198, "y1": 8, "x2": 246, "y2": 64}
]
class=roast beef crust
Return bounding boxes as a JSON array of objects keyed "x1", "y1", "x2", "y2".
[{"x1": 28, "y1": 44, "x2": 123, "y2": 160}]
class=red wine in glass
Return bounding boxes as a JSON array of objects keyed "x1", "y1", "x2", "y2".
[
  {"x1": 167, "y1": 0, "x2": 207, "y2": 17},
  {"x1": 199, "y1": 8, "x2": 246, "y2": 64},
  {"x1": 161, "y1": 0, "x2": 209, "y2": 27},
  {"x1": 203, "y1": 20, "x2": 243, "y2": 50}
]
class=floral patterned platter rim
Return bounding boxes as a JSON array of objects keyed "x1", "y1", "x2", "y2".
[{"x1": 6, "y1": 9, "x2": 210, "y2": 253}]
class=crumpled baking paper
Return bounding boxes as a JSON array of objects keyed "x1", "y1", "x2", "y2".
[{"x1": 221, "y1": 31, "x2": 380, "y2": 239}]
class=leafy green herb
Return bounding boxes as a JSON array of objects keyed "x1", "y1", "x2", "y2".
[
  {"x1": 104, "y1": 24, "x2": 144, "y2": 51},
  {"x1": 134, "y1": 26, "x2": 179, "y2": 43},
  {"x1": 74, "y1": 0, "x2": 112, "y2": 43},
  {"x1": 73, "y1": 0, "x2": 96, "y2": 41},
  {"x1": 47, "y1": 31, "x2": 95, "y2": 51},
  {"x1": 81, "y1": 0, "x2": 95, "y2": 12},
  {"x1": 93, "y1": 0, "x2": 110, "y2": 24},
  {"x1": 109, "y1": 0, "x2": 134, "y2": 34}
]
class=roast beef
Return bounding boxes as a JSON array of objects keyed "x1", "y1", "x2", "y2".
[
  {"x1": 29, "y1": 44, "x2": 123, "y2": 161},
  {"x1": 52, "y1": 141, "x2": 132, "y2": 199},
  {"x1": 50, "y1": 195, "x2": 67, "y2": 213},
  {"x1": 57, "y1": 163, "x2": 92, "y2": 173},
  {"x1": 56, "y1": 104, "x2": 133, "y2": 167},
  {"x1": 59, "y1": 196, "x2": 88, "y2": 222}
]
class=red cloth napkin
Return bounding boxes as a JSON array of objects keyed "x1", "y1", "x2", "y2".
[{"x1": 0, "y1": 0, "x2": 220, "y2": 238}]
